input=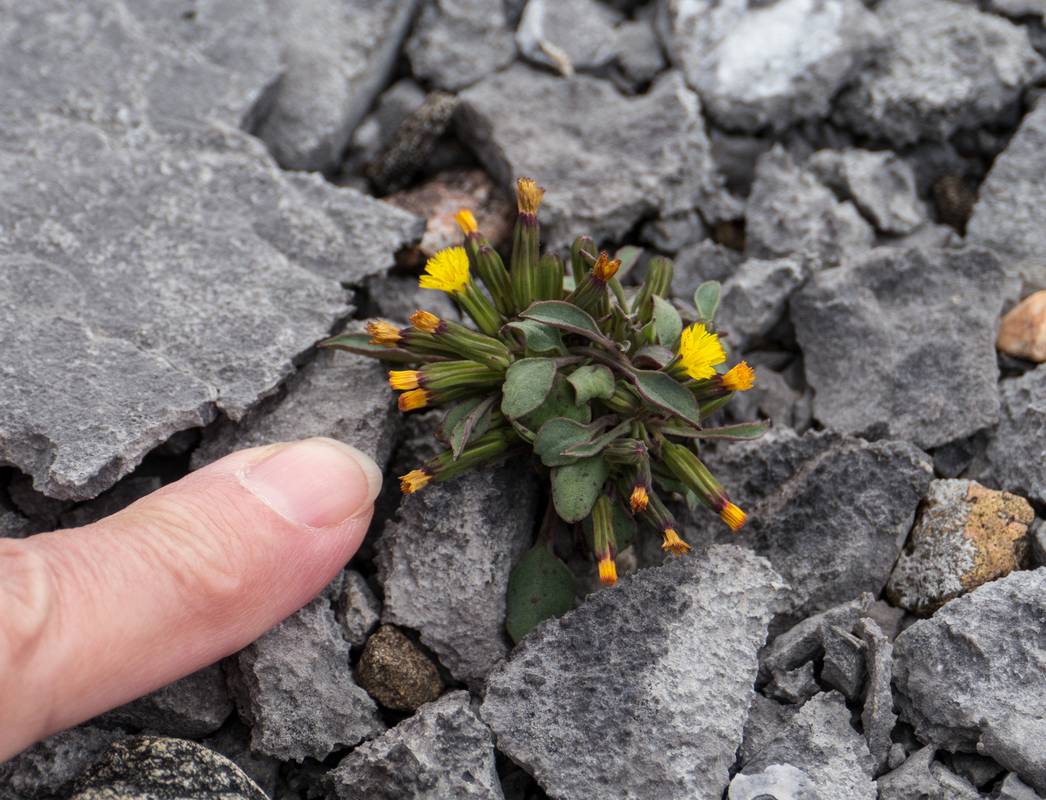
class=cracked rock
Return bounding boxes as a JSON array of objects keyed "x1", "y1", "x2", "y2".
[
  {"x1": 693, "y1": 429, "x2": 931, "y2": 625},
  {"x1": 745, "y1": 147, "x2": 875, "y2": 266},
  {"x1": 820, "y1": 625, "x2": 866, "y2": 701},
  {"x1": 856, "y1": 618, "x2": 896, "y2": 775},
  {"x1": 377, "y1": 464, "x2": 540, "y2": 687},
  {"x1": 458, "y1": 65, "x2": 732, "y2": 249},
  {"x1": 336, "y1": 570, "x2": 382, "y2": 649},
  {"x1": 719, "y1": 256, "x2": 810, "y2": 350},
  {"x1": 482, "y1": 545, "x2": 787, "y2": 800},
  {"x1": 759, "y1": 594, "x2": 874, "y2": 679},
  {"x1": 517, "y1": 0, "x2": 623, "y2": 74},
  {"x1": 323, "y1": 691, "x2": 502, "y2": 800},
  {"x1": 356, "y1": 625, "x2": 445, "y2": 712},
  {"x1": 886, "y1": 480, "x2": 1035, "y2": 614},
  {"x1": 834, "y1": 0, "x2": 1044, "y2": 146},
  {"x1": 767, "y1": 662, "x2": 820, "y2": 705},
  {"x1": 0, "y1": 725, "x2": 127, "y2": 800},
  {"x1": 996, "y1": 773, "x2": 1046, "y2": 800},
  {"x1": 877, "y1": 747, "x2": 981, "y2": 800},
  {"x1": 657, "y1": 0, "x2": 884, "y2": 132},
  {"x1": 983, "y1": 366, "x2": 1046, "y2": 505},
  {"x1": 739, "y1": 694, "x2": 801, "y2": 767},
  {"x1": 893, "y1": 568, "x2": 1046, "y2": 793},
  {"x1": 791, "y1": 247, "x2": 1016, "y2": 449},
  {"x1": 728, "y1": 763, "x2": 820, "y2": 799},
  {"x1": 229, "y1": 595, "x2": 384, "y2": 762}
]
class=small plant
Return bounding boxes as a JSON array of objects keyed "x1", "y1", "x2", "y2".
[{"x1": 323, "y1": 178, "x2": 767, "y2": 638}]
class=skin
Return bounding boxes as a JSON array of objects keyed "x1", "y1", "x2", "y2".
[{"x1": 0, "y1": 437, "x2": 382, "y2": 761}]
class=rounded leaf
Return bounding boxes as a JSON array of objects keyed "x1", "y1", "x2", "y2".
[
  {"x1": 551, "y1": 456, "x2": 610, "y2": 523},
  {"x1": 505, "y1": 544, "x2": 576, "y2": 643},
  {"x1": 501, "y1": 358, "x2": 557, "y2": 419}
]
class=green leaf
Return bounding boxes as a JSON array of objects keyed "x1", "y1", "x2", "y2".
[
  {"x1": 652, "y1": 295, "x2": 683, "y2": 349},
  {"x1": 631, "y1": 370, "x2": 703, "y2": 427},
  {"x1": 447, "y1": 396, "x2": 498, "y2": 458},
  {"x1": 521, "y1": 301, "x2": 610, "y2": 346},
  {"x1": 439, "y1": 396, "x2": 485, "y2": 442},
  {"x1": 533, "y1": 417, "x2": 607, "y2": 467},
  {"x1": 505, "y1": 544, "x2": 576, "y2": 643},
  {"x1": 694, "y1": 281, "x2": 721, "y2": 324},
  {"x1": 504, "y1": 320, "x2": 564, "y2": 354},
  {"x1": 561, "y1": 420, "x2": 632, "y2": 458},
  {"x1": 319, "y1": 333, "x2": 422, "y2": 364},
  {"x1": 631, "y1": 345, "x2": 676, "y2": 370},
  {"x1": 614, "y1": 245, "x2": 642, "y2": 280},
  {"x1": 501, "y1": 358, "x2": 557, "y2": 420},
  {"x1": 566, "y1": 365, "x2": 615, "y2": 404},
  {"x1": 661, "y1": 419, "x2": 772, "y2": 440},
  {"x1": 521, "y1": 376, "x2": 592, "y2": 430},
  {"x1": 551, "y1": 457, "x2": 610, "y2": 522}
]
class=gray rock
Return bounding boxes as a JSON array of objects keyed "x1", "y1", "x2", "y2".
[
  {"x1": 192, "y1": 350, "x2": 399, "y2": 472},
  {"x1": 343, "y1": 79, "x2": 427, "y2": 176},
  {"x1": 739, "y1": 694, "x2": 801, "y2": 767},
  {"x1": 377, "y1": 464, "x2": 540, "y2": 688},
  {"x1": 767, "y1": 662, "x2": 820, "y2": 705},
  {"x1": 693, "y1": 429, "x2": 931, "y2": 625},
  {"x1": 745, "y1": 147, "x2": 875, "y2": 266},
  {"x1": 791, "y1": 247, "x2": 1015, "y2": 449},
  {"x1": 950, "y1": 752, "x2": 1005, "y2": 789},
  {"x1": 719, "y1": 256, "x2": 809, "y2": 350},
  {"x1": 834, "y1": 0, "x2": 1044, "y2": 146},
  {"x1": 759, "y1": 594, "x2": 874, "y2": 679},
  {"x1": 458, "y1": 65, "x2": 732, "y2": 249},
  {"x1": 671, "y1": 241, "x2": 742, "y2": 296},
  {"x1": 983, "y1": 366, "x2": 1046, "y2": 505},
  {"x1": 406, "y1": 0, "x2": 517, "y2": 91},
  {"x1": 482, "y1": 546, "x2": 787, "y2": 800},
  {"x1": 324, "y1": 691, "x2": 503, "y2": 800},
  {"x1": 996, "y1": 773, "x2": 1046, "y2": 800},
  {"x1": 613, "y1": 18, "x2": 669, "y2": 91},
  {"x1": 864, "y1": 600, "x2": 905, "y2": 642},
  {"x1": 657, "y1": 0, "x2": 885, "y2": 132},
  {"x1": 517, "y1": 0, "x2": 623, "y2": 74},
  {"x1": 202, "y1": 720, "x2": 280, "y2": 800},
  {"x1": 366, "y1": 92, "x2": 461, "y2": 196},
  {"x1": 877, "y1": 746, "x2": 982, "y2": 800},
  {"x1": 0, "y1": 725, "x2": 127, "y2": 800},
  {"x1": 0, "y1": 502, "x2": 37, "y2": 539},
  {"x1": 69, "y1": 736, "x2": 266, "y2": 800},
  {"x1": 365, "y1": 273, "x2": 461, "y2": 326},
  {"x1": 1032, "y1": 519, "x2": 1046, "y2": 567},
  {"x1": 807, "y1": 149, "x2": 925, "y2": 234},
  {"x1": 725, "y1": 366, "x2": 812, "y2": 434},
  {"x1": 336, "y1": 570, "x2": 382, "y2": 648},
  {"x1": 987, "y1": 0, "x2": 1046, "y2": 18},
  {"x1": 820, "y1": 625, "x2": 866, "y2": 701},
  {"x1": 856, "y1": 618, "x2": 896, "y2": 775},
  {"x1": 94, "y1": 664, "x2": 232, "y2": 739},
  {"x1": 639, "y1": 209, "x2": 709, "y2": 254},
  {"x1": 893, "y1": 568, "x2": 1046, "y2": 793},
  {"x1": 229, "y1": 595, "x2": 384, "y2": 762},
  {"x1": 739, "y1": 692, "x2": 877, "y2": 799},
  {"x1": 728, "y1": 764, "x2": 820, "y2": 799}
]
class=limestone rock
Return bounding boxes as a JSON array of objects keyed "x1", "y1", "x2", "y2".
[
  {"x1": 820, "y1": 625, "x2": 866, "y2": 700},
  {"x1": 356, "y1": 625, "x2": 445, "y2": 712},
  {"x1": 517, "y1": 0, "x2": 623, "y2": 74},
  {"x1": 791, "y1": 247, "x2": 1015, "y2": 449},
  {"x1": 613, "y1": 18, "x2": 669, "y2": 91},
  {"x1": 984, "y1": 366, "x2": 1046, "y2": 505},
  {"x1": 482, "y1": 546, "x2": 787, "y2": 800},
  {"x1": 997, "y1": 291, "x2": 1046, "y2": 362},
  {"x1": 719, "y1": 256, "x2": 809, "y2": 350},
  {"x1": 766, "y1": 662, "x2": 820, "y2": 705},
  {"x1": 876, "y1": 746, "x2": 982, "y2": 800},
  {"x1": 728, "y1": 764, "x2": 819, "y2": 799},
  {"x1": 887, "y1": 480, "x2": 1034, "y2": 614},
  {"x1": 759, "y1": 594, "x2": 874, "y2": 679},
  {"x1": 856, "y1": 618, "x2": 896, "y2": 775}
]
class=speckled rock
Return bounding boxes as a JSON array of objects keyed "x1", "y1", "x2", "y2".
[
  {"x1": 983, "y1": 366, "x2": 1046, "y2": 505},
  {"x1": 336, "y1": 570, "x2": 382, "y2": 648},
  {"x1": 834, "y1": 0, "x2": 1044, "y2": 146},
  {"x1": 0, "y1": 725, "x2": 127, "y2": 800},
  {"x1": 356, "y1": 625, "x2": 445, "y2": 712},
  {"x1": 791, "y1": 247, "x2": 1016, "y2": 449},
  {"x1": 517, "y1": 0, "x2": 623, "y2": 74},
  {"x1": 323, "y1": 692, "x2": 502, "y2": 800},
  {"x1": 886, "y1": 480, "x2": 1034, "y2": 614},
  {"x1": 482, "y1": 546, "x2": 787, "y2": 800},
  {"x1": 201, "y1": 720, "x2": 280, "y2": 800},
  {"x1": 997, "y1": 291, "x2": 1046, "y2": 362},
  {"x1": 893, "y1": 568, "x2": 1046, "y2": 793}
]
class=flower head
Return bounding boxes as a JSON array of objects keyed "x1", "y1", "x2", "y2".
[
  {"x1": 722, "y1": 361, "x2": 755, "y2": 392},
  {"x1": 661, "y1": 528, "x2": 691, "y2": 556},
  {"x1": 629, "y1": 484, "x2": 649, "y2": 513},
  {"x1": 398, "y1": 388, "x2": 431, "y2": 412},
  {"x1": 516, "y1": 177, "x2": 544, "y2": 215},
  {"x1": 410, "y1": 309, "x2": 443, "y2": 334},
  {"x1": 400, "y1": 468, "x2": 432, "y2": 494},
  {"x1": 591, "y1": 251, "x2": 621, "y2": 282},
  {"x1": 678, "y1": 322, "x2": 726, "y2": 381},
  {"x1": 388, "y1": 370, "x2": 420, "y2": 391},
  {"x1": 454, "y1": 208, "x2": 478, "y2": 235},
  {"x1": 598, "y1": 555, "x2": 618, "y2": 586},
  {"x1": 366, "y1": 320, "x2": 402, "y2": 345},
  {"x1": 420, "y1": 247, "x2": 470, "y2": 295},
  {"x1": 720, "y1": 502, "x2": 746, "y2": 532}
]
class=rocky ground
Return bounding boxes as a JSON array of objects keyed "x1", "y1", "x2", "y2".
[{"x1": 2, "y1": 0, "x2": 1046, "y2": 798}]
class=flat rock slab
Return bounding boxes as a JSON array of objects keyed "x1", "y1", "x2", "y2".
[
  {"x1": 324, "y1": 691, "x2": 503, "y2": 800},
  {"x1": 458, "y1": 65, "x2": 732, "y2": 249},
  {"x1": 984, "y1": 365, "x2": 1046, "y2": 505},
  {"x1": 481, "y1": 545, "x2": 788, "y2": 800},
  {"x1": 377, "y1": 464, "x2": 540, "y2": 688},
  {"x1": 791, "y1": 247, "x2": 1015, "y2": 449},
  {"x1": 893, "y1": 568, "x2": 1046, "y2": 794}
]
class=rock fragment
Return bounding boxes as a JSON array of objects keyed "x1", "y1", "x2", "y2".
[
  {"x1": 876, "y1": 746, "x2": 981, "y2": 800},
  {"x1": 613, "y1": 18, "x2": 668, "y2": 91},
  {"x1": 336, "y1": 570, "x2": 382, "y2": 649},
  {"x1": 482, "y1": 546, "x2": 787, "y2": 800},
  {"x1": 820, "y1": 625, "x2": 866, "y2": 701},
  {"x1": 997, "y1": 291, "x2": 1046, "y2": 362},
  {"x1": 767, "y1": 662, "x2": 820, "y2": 705},
  {"x1": 323, "y1": 692, "x2": 502, "y2": 800},
  {"x1": 856, "y1": 618, "x2": 896, "y2": 775},
  {"x1": 517, "y1": 0, "x2": 623, "y2": 74},
  {"x1": 759, "y1": 594, "x2": 874, "y2": 679},
  {"x1": 728, "y1": 764, "x2": 819, "y2": 799},
  {"x1": 791, "y1": 247, "x2": 1015, "y2": 449},
  {"x1": 739, "y1": 694, "x2": 800, "y2": 767},
  {"x1": 356, "y1": 625, "x2": 445, "y2": 712},
  {"x1": 984, "y1": 366, "x2": 1046, "y2": 505},
  {"x1": 719, "y1": 256, "x2": 809, "y2": 350},
  {"x1": 0, "y1": 725, "x2": 127, "y2": 800},
  {"x1": 996, "y1": 773, "x2": 1046, "y2": 800}
]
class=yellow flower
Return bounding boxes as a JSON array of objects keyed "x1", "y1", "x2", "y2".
[
  {"x1": 420, "y1": 247, "x2": 470, "y2": 295},
  {"x1": 591, "y1": 251, "x2": 621, "y2": 282},
  {"x1": 454, "y1": 208, "x2": 478, "y2": 235},
  {"x1": 722, "y1": 361, "x2": 756, "y2": 392},
  {"x1": 678, "y1": 322, "x2": 726, "y2": 380},
  {"x1": 661, "y1": 528, "x2": 691, "y2": 556},
  {"x1": 720, "y1": 502, "x2": 746, "y2": 532},
  {"x1": 388, "y1": 370, "x2": 420, "y2": 391},
  {"x1": 398, "y1": 389, "x2": 431, "y2": 412},
  {"x1": 516, "y1": 177, "x2": 544, "y2": 215},
  {"x1": 598, "y1": 556, "x2": 618, "y2": 586},
  {"x1": 629, "y1": 484, "x2": 649, "y2": 513},
  {"x1": 399, "y1": 468, "x2": 432, "y2": 494},
  {"x1": 409, "y1": 309, "x2": 442, "y2": 334},
  {"x1": 366, "y1": 320, "x2": 401, "y2": 345}
]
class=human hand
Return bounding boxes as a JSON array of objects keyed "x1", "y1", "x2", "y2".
[{"x1": 0, "y1": 438, "x2": 382, "y2": 761}]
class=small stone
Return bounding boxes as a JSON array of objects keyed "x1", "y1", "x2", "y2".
[
  {"x1": 0, "y1": 725, "x2": 127, "y2": 800},
  {"x1": 229, "y1": 595, "x2": 384, "y2": 762},
  {"x1": 996, "y1": 773, "x2": 1046, "y2": 800},
  {"x1": 406, "y1": 0, "x2": 517, "y2": 91},
  {"x1": 93, "y1": 664, "x2": 232, "y2": 739},
  {"x1": 341, "y1": 78, "x2": 426, "y2": 177},
  {"x1": 517, "y1": 0, "x2": 623, "y2": 74},
  {"x1": 791, "y1": 247, "x2": 1017, "y2": 449},
  {"x1": 377, "y1": 465, "x2": 540, "y2": 687},
  {"x1": 877, "y1": 746, "x2": 981, "y2": 800},
  {"x1": 68, "y1": 736, "x2": 266, "y2": 800},
  {"x1": 0, "y1": 501, "x2": 38, "y2": 540},
  {"x1": 719, "y1": 256, "x2": 809, "y2": 351},
  {"x1": 856, "y1": 618, "x2": 897, "y2": 775},
  {"x1": 820, "y1": 626, "x2": 866, "y2": 701},
  {"x1": 356, "y1": 625, "x2": 445, "y2": 713},
  {"x1": 613, "y1": 18, "x2": 668, "y2": 91},
  {"x1": 886, "y1": 480, "x2": 1034, "y2": 614},
  {"x1": 759, "y1": 594, "x2": 874, "y2": 679},
  {"x1": 657, "y1": 0, "x2": 885, "y2": 132},
  {"x1": 807, "y1": 149, "x2": 925, "y2": 235},
  {"x1": 745, "y1": 147, "x2": 874, "y2": 266},
  {"x1": 728, "y1": 764, "x2": 819, "y2": 800},
  {"x1": 767, "y1": 662, "x2": 820, "y2": 705},
  {"x1": 458, "y1": 65, "x2": 732, "y2": 249},
  {"x1": 336, "y1": 570, "x2": 382, "y2": 649},
  {"x1": 834, "y1": 0, "x2": 1044, "y2": 146},
  {"x1": 998, "y1": 291, "x2": 1046, "y2": 362},
  {"x1": 323, "y1": 691, "x2": 501, "y2": 800},
  {"x1": 482, "y1": 546, "x2": 787, "y2": 800},
  {"x1": 984, "y1": 366, "x2": 1046, "y2": 506},
  {"x1": 893, "y1": 568, "x2": 1046, "y2": 793},
  {"x1": 738, "y1": 692, "x2": 877, "y2": 799}
]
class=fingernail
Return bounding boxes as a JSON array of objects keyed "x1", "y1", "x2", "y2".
[{"x1": 241, "y1": 438, "x2": 383, "y2": 528}]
